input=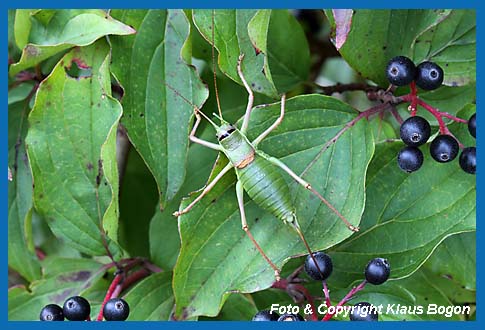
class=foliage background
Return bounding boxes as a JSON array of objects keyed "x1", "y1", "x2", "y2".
[{"x1": 8, "y1": 9, "x2": 475, "y2": 321}]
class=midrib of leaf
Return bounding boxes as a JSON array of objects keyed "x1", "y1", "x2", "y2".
[{"x1": 336, "y1": 204, "x2": 474, "y2": 256}]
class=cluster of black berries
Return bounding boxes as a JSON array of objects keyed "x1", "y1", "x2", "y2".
[
  {"x1": 39, "y1": 296, "x2": 130, "y2": 321},
  {"x1": 251, "y1": 252, "x2": 390, "y2": 321},
  {"x1": 397, "y1": 112, "x2": 476, "y2": 174},
  {"x1": 385, "y1": 55, "x2": 443, "y2": 90},
  {"x1": 386, "y1": 56, "x2": 476, "y2": 174}
]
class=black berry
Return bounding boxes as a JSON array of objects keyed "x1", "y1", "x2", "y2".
[
  {"x1": 63, "y1": 296, "x2": 91, "y2": 321},
  {"x1": 103, "y1": 298, "x2": 130, "y2": 321},
  {"x1": 400, "y1": 116, "x2": 431, "y2": 146},
  {"x1": 430, "y1": 135, "x2": 459, "y2": 163},
  {"x1": 349, "y1": 302, "x2": 379, "y2": 321},
  {"x1": 415, "y1": 61, "x2": 444, "y2": 90},
  {"x1": 252, "y1": 310, "x2": 279, "y2": 321},
  {"x1": 468, "y1": 113, "x2": 476, "y2": 138},
  {"x1": 365, "y1": 258, "x2": 390, "y2": 285},
  {"x1": 304, "y1": 252, "x2": 333, "y2": 281},
  {"x1": 397, "y1": 146, "x2": 424, "y2": 173},
  {"x1": 40, "y1": 304, "x2": 64, "y2": 321},
  {"x1": 459, "y1": 147, "x2": 476, "y2": 174},
  {"x1": 385, "y1": 56, "x2": 416, "y2": 86},
  {"x1": 277, "y1": 313, "x2": 304, "y2": 321}
]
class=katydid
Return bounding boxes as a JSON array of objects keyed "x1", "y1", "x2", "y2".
[{"x1": 170, "y1": 52, "x2": 358, "y2": 280}]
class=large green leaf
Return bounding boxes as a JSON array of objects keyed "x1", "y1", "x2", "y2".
[
  {"x1": 123, "y1": 272, "x2": 174, "y2": 321},
  {"x1": 8, "y1": 89, "x2": 41, "y2": 282},
  {"x1": 26, "y1": 40, "x2": 123, "y2": 257},
  {"x1": 192, "y1": 9, "x2": 278, "y2": 98},
  {"x1": 110, "y1": 10, "x2": 208, "y2": 205},
  {"x1": 9, "y1": 9, "x2": 135, "y2": 76},
  {"x1": 328, "y1": 141, "x2": 475, "y2": 288},
  {"x1": 173, "y1": 94, "x2": 374, "y2": 318},
  {"x1": 426, "y1": 231, "x2": 475, "y2": 291},
  {"x1": 248, "y1": 10, "x2": 310, "y2": 93},
  {"x1": 8, "y1": 257, "x2": 104, "y2": 320},
  {"x1": 326, "y1": 9, "x2": 475, "y2": 88}
]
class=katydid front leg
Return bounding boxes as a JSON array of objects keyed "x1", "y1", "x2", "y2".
[
  {"x1": 173, "y1": 162, "x2": 233, "y2": 217},
  {"x1": 237, "y1": 54, "x2": 254, "y2": 134}
]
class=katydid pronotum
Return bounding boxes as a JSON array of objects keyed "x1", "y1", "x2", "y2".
[{"x1": 170, "y1": 50, "x2": 359, "y2": 280}]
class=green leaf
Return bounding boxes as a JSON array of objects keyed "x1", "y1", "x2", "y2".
[
  {"x1": 425, "y1": 231, "x2": 476, "y2": 291},
  {"x1": 25, "y1": 40, "x2": 123, "y2": 257},
  {"x1": 110, "y1": 9, "x2": 208, "y2": 205},
  {"x1": 192, "y1": 9, "x2": 278, "y2": 98},
  {"x1": 14, "y1": 9, "x2": 33, "y2": 50},
  {"x1": 123, "y1": 272, "x2": 174, "y2": 321},
  {"x1": 8, "y1": 93, "x2": 41, "y2": 282},
  {"x1": 118, "y1": 148, "x2": 159, "y2": 258},
  {"x1": 200, "y1": 294, "x2": 258, "y2": 321},
  {"x1": 328, "y1": 141, "x2": 475, "y2": 288},
  {"x1": 248, "y1": 10, "x2": 310, "y2": 93},
  {"x1": 8, "y1": 257, "x2": 104, "y2": 320},
  {"x1": 9, "y1": 9, "x2": 135, "y2": 76},
  {"x1": 326, "y1": 9, "x2": 475, "y2": 87},
  {"x1": 149, "y1": 125, "x2": 218, "y2": 270},
  {"x1": 173, "y1": 94, "x2": 374, "y2": 318}
]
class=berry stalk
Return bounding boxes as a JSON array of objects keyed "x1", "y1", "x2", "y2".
[{"x1": 321, "y1": 280, "x2": 367, "y2": 321}]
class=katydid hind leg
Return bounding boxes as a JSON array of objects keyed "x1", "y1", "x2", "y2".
[
  {"x1": 252, "y1": 94, "x2": 286, "y2": 147},
  {"x1": 236, "y1": 181, "x2": 281, "y2": 281},
  {"x1": 267, "y1": 156, "x2": 359, "y2": 232},
  {"x1": 173, "y1": 162, "x2": 233, "y2": 217}
]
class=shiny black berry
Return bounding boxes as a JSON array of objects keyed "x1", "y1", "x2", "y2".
[
  {"x1": 385, "y1": 56, "x2": 416, "y2": 86},
  {"x1": 63, "y1": 296, "x2": 91, "y2": 321},
  {"x1": 468, "y1": 113, "x2": 476, "y2": 138},
  {"x1": 349, "y1": 302, "x2": 378, "y2": 321},
  {"x1": 277, "y1": 313, "x2": 305, "y2": 321},
  {"x1": 304, "y1": 252, "x2": 333, "y2": 281},
  {"x1": 400, "y1": 116, "x2": 431, "y2": 146},
  {"x1": 40, "y1": 304, "x2": 64, "y2": 321},
  {"x1": 252, "y1": 310, "x2": 280, "y2": 321},
  {"x1": 103, "y1": 298, "x2": 130, "y2": 321},
  {"x1": 415, "y1": 61, "x2": 444, "y2": 90},
  {"x1": 397, "y1": 146, "x2": 424, "y2": 173},
  {"x1": 459, "y1": 147, "x2": 476, "y2": 174},
  {"x1": 430, "y1": 135, "x2": 459, "y2": 163},
  {"x1": 365, "y1": 258, "x2": 390, "y2": 285}
]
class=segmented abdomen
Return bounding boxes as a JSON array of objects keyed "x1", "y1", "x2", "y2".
[{"x1": 235, "y1": 155, "x2": 294, "y2": 222}]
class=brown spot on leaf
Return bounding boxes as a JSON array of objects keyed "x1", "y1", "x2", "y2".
[
  {"x1": 58, "y1": 271, "x2": 92, "y2": 283},
  {"x1": 86, "y1": 162, "x2": 93, "y2": 170}
]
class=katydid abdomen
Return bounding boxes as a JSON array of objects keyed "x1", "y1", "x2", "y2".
[{"x1": 236, "y1": 154, "x2": 296, "y2": 225}]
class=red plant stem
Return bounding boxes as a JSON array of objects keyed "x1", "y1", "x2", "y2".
[
  {"x1": 322, "y1": 280, "x2": 367, "y2": 321},
  {"x1": 416, "y1": 99, "x2": 451, "y2": 135},
  {"x1": 322, "y1": 281, "x2": 331, "y2": 308},
  {"x1": 409, "y1": 81, "x2": 418, "y2": 116},
  {"x1": 96, "y1": 273, "x2": 123, "y2": 321},
  {"x1": 119, "y1": 268, "x2": 151, "y2": 293},
  {"x1": 272, "y1": 279, "x2": 318, "y2": 321},
  {"x1": 290, "y1": 283, "x2": 318, "y2": 321},
  {"x1": 35, "y1": 248, "x2": 46, "y2": 261},
  {"x1": 390, "y1": 106, "x2": 404, "y2": 125}
]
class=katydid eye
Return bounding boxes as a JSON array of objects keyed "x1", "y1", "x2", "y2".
[{"x1": 218, "y1": 127, "x2": 236, "y2": 141}]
